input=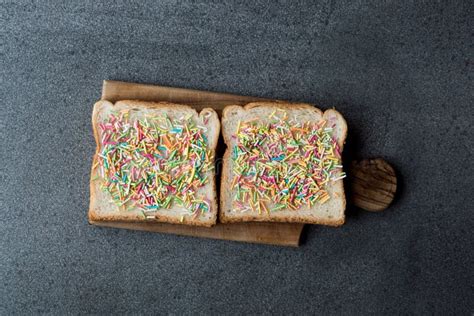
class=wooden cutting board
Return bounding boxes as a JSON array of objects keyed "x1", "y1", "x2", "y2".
[
  {"x1": 91, "y1": 80, "x2": 305, "y2": 247},
  {"x1": 91, "y1": 80, "x2": 397, "y2": 246}
]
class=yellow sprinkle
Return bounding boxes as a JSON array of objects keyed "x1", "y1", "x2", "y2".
[
  {"x1": 261, "y1": 201, "x2": 269, "y2": 215},
  {"x1": 298, "y1": 161, "x2": 307, "y2": 168},
  {"x1": 188, "y1": 166, "x2": 196, "y2": 183},
  {"x1": 283, "y1": 150, "x2": 297, "y2": 161},
  {"x1": 319, "y1": 194, "x2": 330, "y2": 204},
  {"x1": 249, "y1": 200, "x2": 255, "y2": 212},
  {"x1": 92, "y1": 160, "x2": 99, "y2": 169},
  {"x1": 231, "y1": 175, "x2": 238, "y2": 189}
]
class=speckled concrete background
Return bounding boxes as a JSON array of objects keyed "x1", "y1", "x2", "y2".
[{"x1": 1, "y1": 1, "x2": 473, "y2": 314}]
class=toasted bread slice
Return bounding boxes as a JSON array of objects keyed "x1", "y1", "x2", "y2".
[
  {"x1": 89, "y1": 100, "x2": 219, "y2": 227},
  {"x1": 220, "y1": 102, "x2": 347, "y2": 226}
]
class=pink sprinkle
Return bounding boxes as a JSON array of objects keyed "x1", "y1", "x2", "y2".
[
  {"x1": 142, "y1": 153, "x2": 155, "y2": 161},
  {"x1": 261, "y1": 175, "x2": 276, "y2": 183}
]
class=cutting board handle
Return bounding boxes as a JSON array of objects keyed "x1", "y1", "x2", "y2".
[{"x1": 350, "y1": 158, "x2": 397, "y2": 212}]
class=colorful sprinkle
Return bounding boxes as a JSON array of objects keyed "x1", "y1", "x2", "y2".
[
  {"x1": 96, "y1": 111, "x2": 214, "y2": 217},
  {"x1": 231, "y1": 111, "x2": 345, "y2": 213}
]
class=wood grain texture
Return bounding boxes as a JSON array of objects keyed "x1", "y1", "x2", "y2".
[
  {"x1": 102, "y1": 80, "x2": 271, "y2": 115},
  {"x1": 90, "y1": 220, "x2": 304, "y2": 247},
  {"x1": 94, "y1": 80, "x2": 305, "y2": 247},
  {"x1": 350, "y1": 158, "x2": 397, "y2": 212}
]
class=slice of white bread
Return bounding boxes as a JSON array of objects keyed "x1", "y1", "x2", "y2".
[
  {"x1": 89, "y1": 100, "x2": 219, "y2": 227},
  {"x1": 220, "y1": 102, "x2": 347, "y2": 226}
]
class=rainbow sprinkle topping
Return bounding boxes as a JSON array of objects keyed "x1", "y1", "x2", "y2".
[
  {"x1": 95, "y1": 110, "x2": 214, "y2": 218},
  {"x1": 231, "y1": 110, "x2": 345, "y2": 214}
]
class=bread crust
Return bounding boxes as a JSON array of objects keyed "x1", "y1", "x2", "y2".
[
  {"x1": 220, "y1": 102, "x2": 347, "y2": 226},
  {"x1": 89, "y1": 100, "x2": 219, "y2": 227}
]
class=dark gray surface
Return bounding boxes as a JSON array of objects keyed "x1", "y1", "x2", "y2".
[{"x1": 1, "y1": 0, "x2": 473, "y2": 314}]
